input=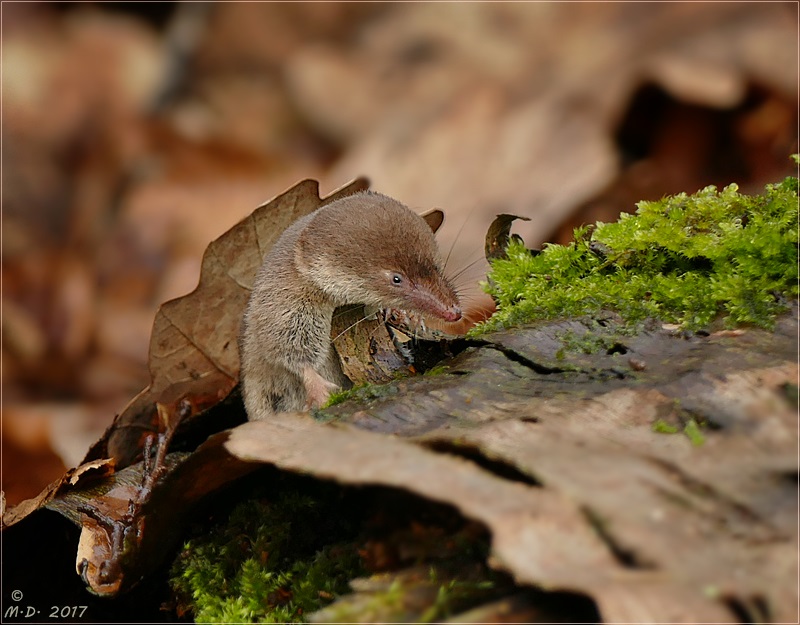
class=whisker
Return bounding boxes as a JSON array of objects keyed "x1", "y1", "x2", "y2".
[
  {"x1": 454, "y1": 289, "x2": 485, "y2": 304},
  {"x1": 331, "y1": 312, "x2": 375, "y2": 344},
  {"x1": 451, "y1": 272, "x2": 485, "y2": 289},
  {"x1": 368, "y1": 317, "x2": 386, "y2": 341},
  {"x1": 332, "y1": 306, "x2": 365, "y2": 321},
  {"x1": 442, "y1": 204, "x2": 478, "y2": 272},
  {"x1": 452, "y1": 278, "x2": 485, "y2": 293},
  {"x1": 463, "y1": 310, "x2": 487, "y2": 324},
  {"x1": 449, "y1": 255, "x2": 489, "y2": 283}
]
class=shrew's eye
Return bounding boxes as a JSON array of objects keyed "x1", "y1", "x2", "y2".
[{"x1": 391, "y1": 273, "x2": 404, "y2": 285}]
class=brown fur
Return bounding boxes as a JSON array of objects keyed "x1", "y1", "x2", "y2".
[{"x1": 239, "y1": 191, "x2": 461, "y2": 420}]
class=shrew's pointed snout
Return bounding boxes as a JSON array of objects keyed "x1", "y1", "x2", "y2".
[
  {"x1": 407, "y1": 282, "x2": 462, "y2": 323},
  {"x1": 441, "y1": 306, "x2": 462, "y2": 322}
]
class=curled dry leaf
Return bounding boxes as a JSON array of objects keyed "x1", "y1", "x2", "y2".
[
  {"x1": 1, "y1": 459, "x2": 115, "y2": 529},
  {"x1": 484, "y1": 213, "x2": 532, "y2": 262},
  {"x1": 48, "y1": 430, "x2": 255, "y2": 596},
  {"x1": 331, "y1": 307, "x2": 463, "y2": 387}
]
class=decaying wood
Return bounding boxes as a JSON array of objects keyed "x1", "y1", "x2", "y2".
[{"x1": 225, "y1": 311, "x2": 798, "y2": 623}]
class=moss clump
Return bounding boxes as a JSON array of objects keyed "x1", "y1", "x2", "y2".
[
  {"x1": 472, "y1": 176, "x2": 798, "y2": 335},
  {"x1": 321, "y1": 382, "x2": 398, "y2": 409},
  {"x1": 170, "y1": 489, "x2": 364, "y2": 623},
  {"x1": 682, "y1": 418, "x2": 706, "y2": 447},
  {"x1": 420, "y1": 572, "x2": 496, "y2": 622},
  {"x1": 652, "y1": 419, "x2": 680, "y2": 434},
  {"x1": 316, "y1": 561, "x2": 500, "y2": 624},
  {"x1": 553, "y1": 326, "x2": 634, "y2": 359},
  {"x1": 423, "y1": 364, "x2": 451, "y2": 376},
  {"x1": 652, "y1": 410, "x2": 709, "y2": 446}
]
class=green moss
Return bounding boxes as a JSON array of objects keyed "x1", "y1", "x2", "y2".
[
  {"x1": 321, "y1": 385, "x2": 363, "y2": 408},
  {"x1": 322, "y1": 365, "x2": 450, "y2": 411},
  {"x1": 471, "y1": 176, "x2": 798, "y2": 335},
  {"x1": 555, "y1": 326, "x2": 633, "y2": 356},
  {"x1": 318, "y1": 565, "x2": 498, "y2": 623},
  {"x1": 652, "y1": 414, "x2": 708, "y2": 445},
  {"x1": 423, "y1": 364, "x2": 451, "y2": 376},
  {"x1": 683, "y1": 418, "x2": 706, "y2": 447},
  {"x1": 170, "y1": 489, "x2": 364, "y2": 623},
  {"x1": 420, "y1": 572, "x2": 495, "y2": 623},
  {"x1": 783, "y1": 383, "x2": 799, "y2": 411},
  {"x1": 652, "y1": 419, "x2": 679, "y2": 434},
  {"x1": 321, "y1": 382, "x2": 398, "y2": 409}
]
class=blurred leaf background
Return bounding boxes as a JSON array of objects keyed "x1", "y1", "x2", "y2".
[{"x1": 2, "y1": 2, "x2": 796, "y2": 505}]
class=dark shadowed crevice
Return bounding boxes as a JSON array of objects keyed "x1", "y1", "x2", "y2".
[
  {"x1": 605, "y1": 342, "x2": 628, "y2": 356},
  {"x1": 782, "y1": 470, "x2": 799, "y2": 485},
  {"x1": 452, "y1": 588, "x2": 601, "y2": 623},
  {"x1": 643, "y1": 456, "x2": 782, "y2": 539},
  {"x1": 421, "y1": 440, "x2": 542, "y2": 487},
  {"x1": 470, "y1": 340, "x2": 568, "y2": 375},
  {"x1": 581, "y1": 506, "x2": 657, "y2": 570},
  {"x1": 723, "y1": 594, "x2": 771, "y2": 625}
]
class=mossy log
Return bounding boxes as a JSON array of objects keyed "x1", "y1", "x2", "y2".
[{"x1": 224, "y1": 309, "x2": 798, "y2": 623}]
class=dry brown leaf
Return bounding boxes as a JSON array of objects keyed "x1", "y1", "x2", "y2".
[
  {"x1": 331, "y1": 305, "x2": 410, "y2": 385},
  {"x1": 484, "y1": 213, "x2": 532, "y2": 261},
  {"x1": 1, "y1": 458, "x2": 114, "y2": 529},
  {"x1": 34, "y1": 429, "x2": 254, "y2": 596}
]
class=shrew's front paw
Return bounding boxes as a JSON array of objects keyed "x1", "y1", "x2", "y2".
[{"x1": 302, "y1": 367, "x2": 340, "y2": 410}]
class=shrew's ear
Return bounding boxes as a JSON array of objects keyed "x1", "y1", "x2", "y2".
[{"x1": 421, "y1": 209, "x2": 444, "y2": 234}]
